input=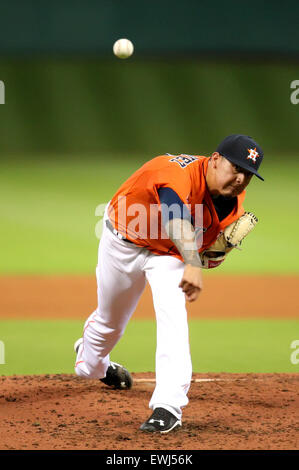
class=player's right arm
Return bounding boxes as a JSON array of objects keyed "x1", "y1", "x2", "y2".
[
  {"x1": 165, "y1": 218, "x2": 203, "y2": 302},
  {"x1": 158, "y1": 187, "x2": 203, "y2": 302}
]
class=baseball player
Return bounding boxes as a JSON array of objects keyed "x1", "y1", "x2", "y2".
[{"x1": 74, "y1": 134, "x2": 264, "y2": 433}]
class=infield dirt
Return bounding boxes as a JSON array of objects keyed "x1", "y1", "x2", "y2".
[
  {"x1": 0, "y1": 275, "x2": 298, "y2": 450},
  {"x1": 0, "y1": 372, "x2": 298, "y2": 450},
  {"x1": 0, "y1": 275, "x2": 298, "y2": 319}
]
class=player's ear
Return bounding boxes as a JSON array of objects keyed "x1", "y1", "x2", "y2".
[{"x1": 210, "y1": 152, "x2": 222, "y2": 168}]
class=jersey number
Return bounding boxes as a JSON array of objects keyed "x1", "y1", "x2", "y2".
[{"x1": 169, "y1": 154, "x2": 197, "y2": 168}]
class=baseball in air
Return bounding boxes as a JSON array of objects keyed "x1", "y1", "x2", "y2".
[{"x1": 113, "y1": 38, "x2": 134, "y2": 59}]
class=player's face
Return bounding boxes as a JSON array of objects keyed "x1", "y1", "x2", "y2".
[{"x1": 211, "y1": 154, "x2": 253, "y2": 197}]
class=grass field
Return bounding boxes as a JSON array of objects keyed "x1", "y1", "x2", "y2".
[
  {"x1": 0, "y1": 319, "x2": 297, "y2": 375},
  {"x1": 0, "y1": 154, "x2": 298, "y2": 376},
  {"x1": 1, "y1": 154, "x2": 299, "y2": 275}
]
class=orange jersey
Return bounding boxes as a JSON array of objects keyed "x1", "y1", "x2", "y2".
[{"x1": 108, "y1": 154, "x2": 245, "y2": 260}]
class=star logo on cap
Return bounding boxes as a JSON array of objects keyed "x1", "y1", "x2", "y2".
[{"x1": 247, "y1": 148, "x2": 260, "y2": 163}]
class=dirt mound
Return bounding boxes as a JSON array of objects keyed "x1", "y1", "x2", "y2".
[{"x1": 0, "y1": 373, "x2": 298, "y2": 450}]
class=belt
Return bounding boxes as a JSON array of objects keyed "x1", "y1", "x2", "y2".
[{"x1": 105, "y1": 219, "x2": 134, "y2": 244}]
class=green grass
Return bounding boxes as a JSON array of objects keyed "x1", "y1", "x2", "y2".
[
  {"x1": 0, "y1": 156, "x2": 144, "y2": 274},
  {"x1": 0, "y1": 154, "x2": 298, "y2": 274},
  {"x1": 0, "y1": 319, "x2": 298, "y2": 376},
  {"x1": 222, "y1": 157, "x2": 299, "y2": 274}
]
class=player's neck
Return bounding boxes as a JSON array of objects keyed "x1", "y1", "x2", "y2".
[{"x1": 205, "y1": 160, "x2": 219, "y2": 196}]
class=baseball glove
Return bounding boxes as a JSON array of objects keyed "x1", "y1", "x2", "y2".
[{"x1": 199, "y1": 211, "x2": 258, "y2": 269}]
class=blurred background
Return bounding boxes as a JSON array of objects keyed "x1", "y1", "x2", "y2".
[
  {"x1": 0, "y1": 0, "x2": 298, "y2": 375},
  {"x1": 1, "y1": 0, "x2": 299, "y2": 273},
  {"x1": 1, "y1": 0, "x2": 299, "y2": 157}
]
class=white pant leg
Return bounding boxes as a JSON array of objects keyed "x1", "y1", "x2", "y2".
[
  {"x1": 75, "y1": 221, "x2": 147, "y2": 379},
  {"x1": 144, "y1": 254, "x2": 192, "y2": 419}
]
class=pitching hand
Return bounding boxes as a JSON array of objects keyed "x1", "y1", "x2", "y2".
[{"x1": 179, "y1": 264, "x2": 203, "y2": 302}]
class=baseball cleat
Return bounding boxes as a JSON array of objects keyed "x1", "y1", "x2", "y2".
[
  {"x1": 74, "y1": 339, "x2": 132, "y2": 390},
  {"x1": 139, "y1": 407, "x2": 182, "y2": 434},
  {"x1": 100, "y1": 362, "x2": 133, "y2": 390}
]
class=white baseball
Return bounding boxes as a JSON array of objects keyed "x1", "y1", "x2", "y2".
[{"x1": 113, "y1": 38, "x2": 134, "y2": 59}]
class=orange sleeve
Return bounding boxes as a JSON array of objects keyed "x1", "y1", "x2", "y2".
[{"x1": 144, "y1": 156, "x2": 194, "y2": 205}]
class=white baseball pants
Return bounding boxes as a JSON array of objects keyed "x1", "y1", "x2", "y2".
[{"x1": 75, "y1": 207, "x2": 192, "y2": 420}]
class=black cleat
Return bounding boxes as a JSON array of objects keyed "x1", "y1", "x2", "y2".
[
  {"x1": 74, "y1": 339, "x2": 132, "y2": 390},
  {"x1": 100, "y1": 362, "x2": 133, "y2": 390},
  {"x1": 140, "y1": 407, "x2": 182, "y2": 434}
]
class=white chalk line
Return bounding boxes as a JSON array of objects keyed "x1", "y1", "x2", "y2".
[{"x1": 134, "y1": 378, "x2": 247, "y2": 384}]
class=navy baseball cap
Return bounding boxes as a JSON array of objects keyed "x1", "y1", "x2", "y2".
[{"x1": 216, "y1": 134, "x2": 264, "y2": 181}]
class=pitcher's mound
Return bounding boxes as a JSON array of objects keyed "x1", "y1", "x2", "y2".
[{"x1": 0, "y1": 372, "x2": 298, "y2": 450}]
